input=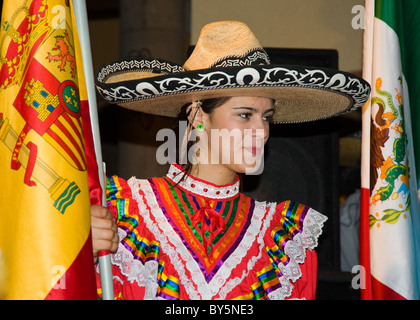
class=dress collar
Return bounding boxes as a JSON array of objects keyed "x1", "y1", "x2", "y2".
[{"x1": 166, "y1": 163, "x2": 240, "y2": 200}]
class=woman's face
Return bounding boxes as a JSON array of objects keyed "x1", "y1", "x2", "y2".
[{"x1": 200, "y1": 96, "x2": 274, "y2": 174}]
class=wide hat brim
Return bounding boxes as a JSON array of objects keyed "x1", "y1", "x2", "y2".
[{"x1": 95, "y1": 58, "x2": 371, "y2": 124}]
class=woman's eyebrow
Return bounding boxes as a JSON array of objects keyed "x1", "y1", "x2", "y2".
[
  {"x1": 263, "y1": 108, "x2": 275, "y2": 114},
  {"x1": 233, "y1": 106, "x2": 257, "y2": 112},
  {"x1": 233, "y1": 107, "x2": 275, "y2": 114}
]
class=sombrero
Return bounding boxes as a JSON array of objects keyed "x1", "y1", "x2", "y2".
[{"x1": 95, "y1": 21, "x2": 371, "y2": 124}]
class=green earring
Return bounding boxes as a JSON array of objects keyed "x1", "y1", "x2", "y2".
[{"x1": 197, "y1": 123, "x2": 204, "y2": 131}]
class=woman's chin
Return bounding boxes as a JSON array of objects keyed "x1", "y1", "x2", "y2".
[{"x1": 231, "y1": 160, "x2": 264, "y2": 175}]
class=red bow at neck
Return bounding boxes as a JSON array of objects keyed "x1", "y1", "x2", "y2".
[{"x1": 192, "y1": 199, "x2": 226, "y2": 254}]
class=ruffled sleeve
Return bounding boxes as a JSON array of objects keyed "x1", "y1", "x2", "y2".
[
  {"x1": 263, "y1": 200, "x2": 327, "y2": 300},
  {"x1": 96, "y1": 175, "x2": 158, "y2": 300}
]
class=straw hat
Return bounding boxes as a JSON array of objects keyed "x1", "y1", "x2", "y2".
[{"x1": 95, "y1": 21, "x2": 370, "y2": 123}]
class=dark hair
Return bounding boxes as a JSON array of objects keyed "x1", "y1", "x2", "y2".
[{"x1": 172, "y1": 97, "x2": 231, "y2": 181}]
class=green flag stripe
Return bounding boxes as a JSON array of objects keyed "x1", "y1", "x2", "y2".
[{"x1": 375, "y1": 0, "x2": 420, "y2": 185}]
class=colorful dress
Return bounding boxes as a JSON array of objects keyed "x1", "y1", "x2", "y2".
[{"x1": 96, "y1": 163, "x2": 327, "y2": 300}]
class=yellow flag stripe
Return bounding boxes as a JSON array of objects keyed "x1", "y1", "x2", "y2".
[{"x1": 0, "y1": 0, "x2": 94, "y2": 299}]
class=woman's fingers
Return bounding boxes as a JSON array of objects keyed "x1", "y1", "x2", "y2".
[{"x1": 91, "y1": 205, "x2": 119, "y2": 259}]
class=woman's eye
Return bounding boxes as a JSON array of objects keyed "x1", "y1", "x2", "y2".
[
  {"x1": 263, "y1": 114, "x2": 274, "y2": 122},
  {"x1": 238, "y1": 112, "x2": 274, "y2": 122},
  {"x1": 239, "y1": 113, "x2": 252, "y2": 119}
]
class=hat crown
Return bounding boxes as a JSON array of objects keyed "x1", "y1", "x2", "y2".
[{"x1": 183, "y1": 21, "x2": 270, "y2": 71}]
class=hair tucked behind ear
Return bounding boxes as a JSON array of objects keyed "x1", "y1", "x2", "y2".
[{"x1": 171, "y1": 97, "x2": 231, "y2": 183}]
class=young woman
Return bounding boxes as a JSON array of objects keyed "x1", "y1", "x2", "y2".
[{"x1": 92, "y1": 21, "x2": 370, "y2": 300}]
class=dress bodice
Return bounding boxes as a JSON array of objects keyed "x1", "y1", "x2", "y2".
[{"x1": 97, "y1": 163, "x2": 327, "y2": 300}]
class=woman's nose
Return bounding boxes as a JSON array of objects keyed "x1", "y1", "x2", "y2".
[{"x1": 252, "y1": 117, "x2": 269, "y2": 140}]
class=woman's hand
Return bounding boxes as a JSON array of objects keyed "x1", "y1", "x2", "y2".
[{"x1": 91, "y1": 205, "x2": 119, "y2": 262}]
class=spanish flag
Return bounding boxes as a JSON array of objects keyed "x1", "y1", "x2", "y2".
[{"x1": 0, "y1": 0, "x2": 100, "y2": 299}]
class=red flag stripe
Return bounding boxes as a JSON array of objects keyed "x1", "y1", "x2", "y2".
[
  {"x1": 80, "y1": 100, "x2": 103, "y2": 206},
  {"x1": 360, "y1": 187, "x2": 372, "y2": 300},
  {"x1": 44, "y1": 232, "x2": 97, "y2": 300},
  {"x1": 371, "y1": 276, "x2": 406, "y2": 300}
]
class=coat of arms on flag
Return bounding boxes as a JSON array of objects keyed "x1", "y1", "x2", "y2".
[
  {"x1": 0, "y1": 0, "x2": 87, "y2": 214},
  {"x1": 0, "y1": 0, "x2": 98, "y2": 300}
]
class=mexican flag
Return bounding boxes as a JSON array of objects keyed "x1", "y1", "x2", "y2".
[{"x1": 361, "y1": 0, "x2": 420, "y2": 299}]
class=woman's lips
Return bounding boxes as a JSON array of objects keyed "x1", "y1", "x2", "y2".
[{"x1": 244, "y1": 146, "x2": 262, "y2": 156}]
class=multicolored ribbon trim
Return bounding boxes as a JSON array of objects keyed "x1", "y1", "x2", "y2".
[{"x1": 157, "y1": 261, "x2": 181, "y2": 300}]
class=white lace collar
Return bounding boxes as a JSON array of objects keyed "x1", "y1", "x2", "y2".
[{"x1": 166, "y1": 163, "x2": 240, "y2": 200}]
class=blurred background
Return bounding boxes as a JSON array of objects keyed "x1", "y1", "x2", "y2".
[{"x1": 87, "y1": 0, "x2": 365, "y2": 300}]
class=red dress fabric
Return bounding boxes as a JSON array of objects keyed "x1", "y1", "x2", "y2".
[{"x1": 96, "y1": 163, "x2": 326, "y2": 300}]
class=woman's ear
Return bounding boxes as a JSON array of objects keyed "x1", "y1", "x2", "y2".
[{"x1": 188, "y1": 101, "x2": 206, "y2": 130}]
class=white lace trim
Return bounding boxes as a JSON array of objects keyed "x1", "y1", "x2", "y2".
[
  {"x1": 130, "y1": 177, "x2": 267, "y2": 299},
  {"x1": 109, "y1": 176, "x2": 327, "y2": 300},
  {"x1": 280, "y1": 207, "x2": 328, "y2": 284},
  {"x1": 275, "y1": 207, "x2": 327, "y2": 299},
  {"x1": 110, "y1": 228, "x2": 160, "y2": 299},
  {"x1": 216, "y1": 201, "x2": 276, "y2": 299},
  {"x1": 167, "y1": 164, "x2": 240, "y2": 199},
  {"x1": 215, "y1": 203, "x2": 327, "y2": 300},
  {"x1": 211, "y1": 200, "x2": 268, "y2": 299}
]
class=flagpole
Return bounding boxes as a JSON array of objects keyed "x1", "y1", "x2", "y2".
[{"x1": 72, "y1": 0, "x2": 114, "y2": 300}]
